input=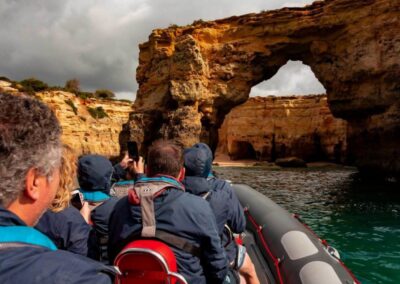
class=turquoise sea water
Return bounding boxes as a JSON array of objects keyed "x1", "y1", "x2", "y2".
[{"x1": 214, "y1": 166, "x2": 400, "y2": 284}]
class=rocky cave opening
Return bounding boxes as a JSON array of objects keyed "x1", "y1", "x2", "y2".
[
  {"x1": 217, "y1": 60, "x2": 335, "y2": 163},
  {"x1": 229, "y1": 141, "x2": 257, "y2": 160}
]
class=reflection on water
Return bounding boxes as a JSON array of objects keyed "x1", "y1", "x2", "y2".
[{"x1": 214, "y1": 166, "x2": 400, "y2": 284}]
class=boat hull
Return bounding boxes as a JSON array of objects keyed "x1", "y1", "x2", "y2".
[{"x1": 232, "y1": 183, "x2": 358, "y2": 284}]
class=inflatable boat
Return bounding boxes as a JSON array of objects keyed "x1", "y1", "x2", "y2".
[
  {"x1": 113, "y1": 183, "x2": 360, "y2": 284},
  {"x1": 232, "y1": 183, "x2": 360, "y2": 284}
]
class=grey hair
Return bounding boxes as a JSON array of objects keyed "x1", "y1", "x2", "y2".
[{"x1": 0, "y1": 93, "x2": 62, "y2": 207}]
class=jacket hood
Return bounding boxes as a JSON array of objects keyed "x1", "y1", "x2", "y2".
[
  {"x1": 182, "y1": 176, "x2": 211, "y2": 196},
  {"x1": 78, "y1": 155, "x2": 113, "y2": 202},
  {"x1": 183, "y1": 143, "x2": 213, "y2": 178}
]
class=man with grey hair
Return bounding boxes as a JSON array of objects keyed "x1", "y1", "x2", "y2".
[{"x1": 0, "y1": 93, "x2": 113, "y2": 283}]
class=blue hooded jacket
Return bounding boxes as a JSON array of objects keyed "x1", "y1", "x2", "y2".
[
  {"x1": 78, "y1": 155, "x2": 120, "y2": 262},
  {"x1": 0, "y1": 207, "x2": 113, "y2": 284},
  {"x1": 183, "y1": 143, "x2": 246, "y2": 263},
  {"x1": 108, "y1": 176, "x2": 229, "y2": 284},
  {"x1": 35, "y1": 206, "x2": 94, "y2": 257}
]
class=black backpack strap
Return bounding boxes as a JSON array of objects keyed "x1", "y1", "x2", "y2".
[
  {"x1": 155, "y1": 230, "x2": 201, "y2": 258},
  {"x1": 127, "y1": 230, "x2": 201, "y2": 258}
]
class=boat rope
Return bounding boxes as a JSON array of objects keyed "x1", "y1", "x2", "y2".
[{"x1": 244, "y1": 208, "x2": 284, "y2": 284}]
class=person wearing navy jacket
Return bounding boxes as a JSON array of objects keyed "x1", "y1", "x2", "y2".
[
  {"x1": 78, "y1": 154, "x2": 119, "y2": 262},
  {"x1": 0, "y1": 93, "x2": 113, "y2": 283},
  {"x1": 108, "y1": 140, "x2": 233, "y2": 284},
  {"x1": 185, "y1": 143, "x2": 259, "y2": 284},
  {"x1": 35, "y1": 145, "x2": 94, "y2": 257}
]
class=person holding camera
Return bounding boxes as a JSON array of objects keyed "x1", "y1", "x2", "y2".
[{"x1": 35, "y1": 145, "x2": 95, "y2": 257}]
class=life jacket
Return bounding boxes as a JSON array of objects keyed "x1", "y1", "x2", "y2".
[
  {"x1": 0, "y1": 226, "x2": 57, "y2": 251},
  {"x1": 114, "y1": 176, "x2": 194, "y2": 284},
  {"x1": 125, "y1": 176, "x2": 200, "y2": 257}
]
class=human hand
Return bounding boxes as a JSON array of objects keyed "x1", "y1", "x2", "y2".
[
  {"x1": 129, "y1": 156, "x2": 144, "y2": 174},
  {"x1": 119, "y1": 151, "x2": 133, "y2": 169}
]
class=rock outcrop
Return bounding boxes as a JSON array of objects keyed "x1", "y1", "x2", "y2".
[
  {"x1": 0, "y1": 81, "x2": 133, "y2": 158},
  {"x1": 130, "y1": 0, "x2": 400, "y2": 179},
  {"x1": 216, "y1": 95, "x2": 347, "y2": 163},
  {"x1": 39, "y1": 92, "x2": 133, "y2": 158}
]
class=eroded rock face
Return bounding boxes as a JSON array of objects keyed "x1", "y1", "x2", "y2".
[
  {"x1": 36, "y1": 91, "x2": 133, "y2": 158},
  {"x1": 215, "y1": 95, "x2": 347, "y2": 163},
  {"x1": 0, "y1": 82, "x2": 133, "y2": 158},
  {"x1": 131, "y1": 0, "x2": 400, "y2": 178}
]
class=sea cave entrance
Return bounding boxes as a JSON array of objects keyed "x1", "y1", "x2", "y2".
[{"x1": 214, "y1": 60, "x2": 347, "y2": 163}]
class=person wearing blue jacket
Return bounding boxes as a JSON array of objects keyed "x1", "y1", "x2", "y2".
[
  {"x1": 35, "y1": 144, "x2": 95, "y2": 257},
  {"x1": 78, "y1": 154, "x2": 120, "y2": 263},
  {"x1": 185, "y1": 143, "x2": 259, "y2": 284},
  {"x1": 35, "y1": 206, "x2": 93, "y2": 256},
  {"x1": 108, "y1": 140, "x2": 235, "y2": 284},
  {"x1": 0, "y1": 93, "x2": 113, "y2": 283}
]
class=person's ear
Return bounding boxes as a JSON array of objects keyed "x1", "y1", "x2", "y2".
[
  {"x1": 177, "y1": 167, "x2": 185, "y2": 181},
  {"x1": 24, "y1": 168, "x2": 43, "y2": 201}
]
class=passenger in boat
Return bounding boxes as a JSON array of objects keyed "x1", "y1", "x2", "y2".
[
  {"x1": 78, "y1": 154, "x2": 119, "y2": 262},
  {"x1": 0, "y1": 93, "x2": 114, "y2": 283},
  {"x1": 110, "y1": 155, "x2": 146, "y2": 198},
  {"x1": 35, "y1": 145, "x2": 95, "y2": 257},
  {"x1": 183, "y1": 143, "x2": 259, "y2": 284},
  {"x1": 111, "y1": 151, "x2": 132, "y2": 182},
  {"x1": 108, "y1": 139, "x2": 234, "y2": 284}
]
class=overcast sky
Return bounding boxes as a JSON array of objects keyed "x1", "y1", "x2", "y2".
[{"x1": 0, "y1": 0, "x2": 325, "y2": 101}]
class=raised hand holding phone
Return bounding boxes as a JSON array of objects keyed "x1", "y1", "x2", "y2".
[
  {"x1": 127, "y1": 141, "x2": 139, "y2": 162},
  {"x1": 70, "y1": 190, "x2": 84, "y2": 210},
  {"x1": 132, "y1": 156, "x2": 145, "y2": 174}
]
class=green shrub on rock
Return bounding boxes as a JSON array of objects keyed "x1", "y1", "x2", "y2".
[
  {"x1": 87, "y1": 106, "x2": 108, "y2": 119},
  {"x1": 65, "y1": 99, "x2": 78, "y2": 115},
  {"x1": 19, "y1": 78, "x2": 49, "y2": 92},
  {"x1": 95, "y1": 89, "x2": 115, "y2": 100}
]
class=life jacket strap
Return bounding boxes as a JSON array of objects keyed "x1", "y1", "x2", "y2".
[
  {"x1": 129, "y1": 229, "x2": 201, "y2": 258},
  {"x1": 134, "y1": 181, "x2": 171, "y2": 237},
  {"x1": 0, "y1": 226, "x2": 57, "y2": 251},
  {"x1": 132, "y1": 177, "x2": 185, "y2": 238}
]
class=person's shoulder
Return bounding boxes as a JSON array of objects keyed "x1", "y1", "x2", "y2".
[
  {"x1": 112, "y1": 195, "x2": 130, "y2": 212},
  {"x1": 175, "y1": 191, "x2": 214, "y2": 214},
  {"x1": 211, "y1": 178, "x2": 233, "y2": 192},
  {"x1": 0, "y1": 247, "x2": 112, "y2": 284},
  {"x1": 40, "y1": 250, "x2": 113, "y2": 283}
]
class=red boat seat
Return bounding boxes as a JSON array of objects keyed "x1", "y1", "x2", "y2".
[{"x1": 114, "y1": 239, "x2": 188, "y2": 284}]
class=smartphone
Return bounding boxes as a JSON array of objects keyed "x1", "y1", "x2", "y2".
[
  {"x1": 70, "y1": 190, "x2": 84, "y2": 210},
  {"x1": 127, "y1": 141, "x2": 139, "y2": 161}
]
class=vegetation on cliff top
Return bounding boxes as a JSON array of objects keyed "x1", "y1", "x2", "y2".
[{"x1": 0, "y1": 76, "x2": 130, "y2": 102}]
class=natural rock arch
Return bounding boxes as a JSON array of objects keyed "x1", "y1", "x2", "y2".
[{"x1": 128, "y1": 0, "x2": 400, "y2": 179}]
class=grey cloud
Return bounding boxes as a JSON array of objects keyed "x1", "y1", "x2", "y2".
[
  {"x1": 0, "y1": 0, "x2": 315, "y2": 100},
  {"x1": 250, "y1": 61, "x2": 326, "y2": 97}
]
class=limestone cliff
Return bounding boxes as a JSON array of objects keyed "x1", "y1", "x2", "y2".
[
  {"x1": 0, "y1": 80, "x2": 133, "y2": 158},
  {"x1": 216, "y1": 95, "x2": 347, "y2": 163},
  {"x1": 39, "y1": 92, "x2": 132, "y2": 158},
  {"x1": 131, "y1": 0, "x2": 400, "y2": 179}
]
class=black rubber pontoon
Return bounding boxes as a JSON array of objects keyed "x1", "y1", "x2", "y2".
[{"x1": 232, "y1": 184, "x2": 359, "y2": 284}]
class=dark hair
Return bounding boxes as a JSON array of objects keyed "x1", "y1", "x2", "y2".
[
  {"x1": 0, "y1": 93, "x2": 62, "y2": 206},
  {"x1": 147, "y1": 140, "x2": 183, "y2": 177}
]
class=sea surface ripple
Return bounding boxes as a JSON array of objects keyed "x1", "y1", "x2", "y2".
[{"x1": 214, "y1": 166, "x2": 400, "y2": 284}]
